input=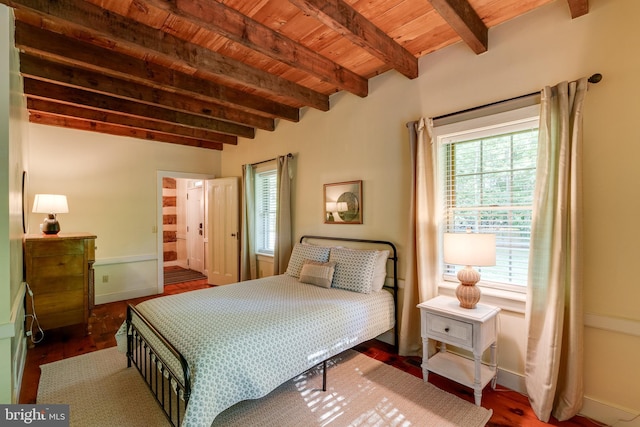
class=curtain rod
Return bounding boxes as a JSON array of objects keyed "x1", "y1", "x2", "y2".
[
  {"x1": 251, "y1": 152, "x2": 293, "y2": 167},
  {"x1": 432, "y1": 73, "x2": 603, "y2": 122}
]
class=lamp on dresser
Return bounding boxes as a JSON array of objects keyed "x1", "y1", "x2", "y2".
[
  {"x1": 32, "y1": 194, "x2": 69, "y2": 235},
  {"x1": 443, "y1": 231, "x2": 496, "y2": 309}
]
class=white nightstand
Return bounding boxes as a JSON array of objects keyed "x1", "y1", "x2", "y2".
[{"x1": 417, "y1": 295, "x2": 500, "y2": 406}]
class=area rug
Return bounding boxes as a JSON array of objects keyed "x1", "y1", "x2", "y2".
[
  {"x1": 163, "y1": 268, "x2": 207, "y2": 285},
  {"x1": 38, "y1": 347, "x2": 492, "y2": 427},
  {"x1": 38, "y1": 348, "x2": 169, "y2": 427}
]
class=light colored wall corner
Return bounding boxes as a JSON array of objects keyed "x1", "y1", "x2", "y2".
[
  {"x1": 0, "y1": 340, "x2": 10, "y2": 403},
  {"x1": 93, "y1": 255, "x2": 158, "y2": 303},
  {"x1": 256, "y1": 255, "x2": 274, "y2": 278},
  {"x1": 1, "y1": 4, "x2": 29, "y2": 404}
]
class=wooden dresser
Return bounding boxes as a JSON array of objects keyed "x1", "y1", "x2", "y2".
[{"x1": 24, "y1": 233, "x2": 97, "y2": 340}]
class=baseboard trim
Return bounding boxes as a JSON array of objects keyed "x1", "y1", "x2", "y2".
[
  {"x1": 581, "y1": 396, "x2": 640, "y2": 427},
  {"x1": 95, "y1": 287, "x2": 159, "y2": 305},
  {"x1": 94, "y1": 253, "x2": 157, "y2": 267},
  {"x1": 495, "y1": 367, "x2": 639, "y2": 425},
  {"x1": 496, "y1": 367, "x2": 526, "y2": 395}
]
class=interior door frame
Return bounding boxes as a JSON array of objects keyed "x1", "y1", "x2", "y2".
[{"x1": 156, "y1": 170, "x2": 215, "y2": 294}]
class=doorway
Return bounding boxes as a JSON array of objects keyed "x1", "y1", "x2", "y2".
[{"x1": 156, "y1": 171, "x2": 214, "y2": 294}]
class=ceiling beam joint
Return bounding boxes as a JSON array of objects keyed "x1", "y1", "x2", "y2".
[
  {"x1": 289, "y1": 0, "x2": 418, "y2": 79},
  {"x1": 427, "y1": 0, "x2": 488, "y2": 54}
]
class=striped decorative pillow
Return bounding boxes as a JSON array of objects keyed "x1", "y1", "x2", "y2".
[{"x1": 299, "y1": 260, "x2": 336, "y2": 288}]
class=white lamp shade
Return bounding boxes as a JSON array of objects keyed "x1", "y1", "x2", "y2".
[
  {"x1": 336, "y1": 202, "x2": 348, "y2": 212},
  {"x1": 32, "y1": 194, "x2": 69, "y2": 214},
  {"x1": 443, "y1": 232, "x2": 496, "y2": 266},
  {"x1": 325, "y1": 202, "x2": 337, "y2": 212}
]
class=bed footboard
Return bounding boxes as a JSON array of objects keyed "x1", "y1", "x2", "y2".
[{"x1": 127, "y1": 304, "x2": 191, "y2": 427}]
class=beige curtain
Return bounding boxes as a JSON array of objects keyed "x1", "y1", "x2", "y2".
[
  {"x1": 240, "y1": 164, "x2": 257, "y2": 281},
  {"x1": 525, "y1": 78, "x2": 588, "y2": 422},
  {"x1": 274, "y1": 155, "x2": 292, "y2": 274},
  {"x1": 400, "y1": 118, "x2": 439, "y2": 356}
]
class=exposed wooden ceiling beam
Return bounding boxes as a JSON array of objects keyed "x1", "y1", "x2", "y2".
[
  {"x1": 427, "y1": 0, "x2": 488, "y2": 54},
  {"x1": 0, "y1": 0, "x2": 585, "y2": 153},
  {"x1": 147, "y1": 0, "x2": 368, "y2": 97},
  {"x1": 15, "y1": 22, "x2": 299, "y2": 122},
  {"x1": 26, "y1": 98, "x2": 237, "y2": 147},
  {"x1": 23, "y1": 78, "x2": 256, "y2": 139},
  {"x1": 28, "y1": 110, "x2": 224, "y2": 150},
  {"x1": 3, "y1": 0, "x2": 330, "y2": 111},
  {"x1": 289, "y1": 0, "x2": 418, "y2": 79},
  {"x1": 567, "y1": 0, "x2": 588, "y2": 18},
  {"x1": 20, "y1": 54, "x2": 276, "y2": 132}
]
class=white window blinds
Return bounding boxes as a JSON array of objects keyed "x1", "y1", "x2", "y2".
[
  {"x1": 255, "y1": 169, "x2": 277, "y2": 254},
  {"x1": 437, "y1": 106, "x2": 539, "y2": 289}
]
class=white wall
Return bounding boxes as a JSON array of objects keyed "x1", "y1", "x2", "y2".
[
  {"x1": 27, "y1": 125, "x2": 221, "y2": 303},
  {"x1": 221, "y1": 0, "x2": 640, "y2": 424},
  {"x1": 0, "y1": 4, "x2": 29, "y2": 404}
]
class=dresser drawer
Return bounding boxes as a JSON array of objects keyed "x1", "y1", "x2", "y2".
[
  {"x1": 29, "y1": 254, "x2": 85, "y2": 278},
  {"x1": 26, "y1": 239, "x2": 85, "y2": 257},
  {"x1": 426, "y1": 313, "x2": 473, "y2": 348}
]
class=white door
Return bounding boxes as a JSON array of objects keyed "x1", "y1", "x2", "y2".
[
  {"x1": 187, "y1": 185, "x2": 205, "y2": 272},
  {"x1": 207, "y1": 177, "x2": 240, "y2": 285}
]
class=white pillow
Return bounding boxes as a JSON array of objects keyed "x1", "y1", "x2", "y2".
[
  {"x1": 371, "y1": 250, "x2": 390, "y2": 292},
  {"x1": 299, "y1": 260, "x2": 336, "y2": 288},
  {"x1": 329, "y1": 247, "x2": 378, "y2": 294},
  {"x1": 286, "y1": 243, "x2": 331, "y2": 278}
]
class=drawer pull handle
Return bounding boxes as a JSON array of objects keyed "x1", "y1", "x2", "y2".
[{"x1": 444, "y1": 327, "x2": 450, "y2": 333}]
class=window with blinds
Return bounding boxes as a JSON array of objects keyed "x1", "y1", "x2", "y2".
[
  {"x1": 438, "y1": 113, "x2": 539, "y2": 290},
  {"x1": 255, "y1": 169, "x2": 277, "y2": 254}
]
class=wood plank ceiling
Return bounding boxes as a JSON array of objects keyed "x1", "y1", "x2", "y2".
[{"x1": 2, "y1": 0, "x2": 588, "y2": 151}]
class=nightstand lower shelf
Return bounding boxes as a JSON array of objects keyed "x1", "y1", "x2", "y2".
[
  {"x1": 418, "y1": 296, "x2": 500, "y2": 406},
  {"x1": 423, "y1": 351, "x2": 496, "y2": 391}
]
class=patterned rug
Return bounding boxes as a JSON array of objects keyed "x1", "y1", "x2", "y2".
[
  {"x1": 163, "y1": 268, "x2": 207, "y2": 285},
  {"x1": 38, "y1": 347, "x2": 492, "y2": 427}
]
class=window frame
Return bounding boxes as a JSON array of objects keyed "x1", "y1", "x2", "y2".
[
  {"x1": 254, "y1": 163, "x2": 277, "y2": 256},
  {"x1": 434, "y1": 104, "x2": 541, "y2": 299}
]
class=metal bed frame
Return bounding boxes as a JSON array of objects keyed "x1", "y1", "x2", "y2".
[{"x1": 126, "y1": 235, "x2": 398, "y2": 427}]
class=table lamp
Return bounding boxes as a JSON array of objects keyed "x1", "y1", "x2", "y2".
[
  {"x1": 443, "y1": 231, "x2": 496, "y2": 309},
  {"x1": 32, "y1": 194, "x2": 69, "y2": 235}
]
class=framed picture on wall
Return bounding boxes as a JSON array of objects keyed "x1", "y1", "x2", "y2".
[{"x1": 323, "y1": 180, "x2": 362, "y2": 224}]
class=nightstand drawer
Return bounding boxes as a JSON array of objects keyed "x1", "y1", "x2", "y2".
[{"x1": 426, "y1": 313, "x2": 473, "y2": 347}]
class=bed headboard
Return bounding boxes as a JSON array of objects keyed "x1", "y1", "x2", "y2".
[{"x1": 299, "y1": 235, "x2": 398, "y2": 351}]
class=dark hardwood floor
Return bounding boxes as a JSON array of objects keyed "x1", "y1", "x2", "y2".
[{"x1": 20, "y1": 277, "x2": 604, "y2": 427}]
